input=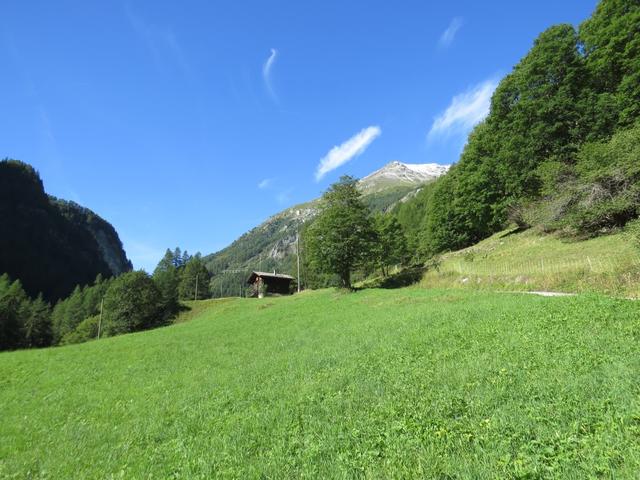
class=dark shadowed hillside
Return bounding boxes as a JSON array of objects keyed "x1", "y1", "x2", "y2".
[{"x1": 0, "y1": 159, "x2": 131, "y2": 301}]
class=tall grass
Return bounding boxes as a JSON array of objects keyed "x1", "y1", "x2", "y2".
[{"x1": 422, "y1": 229, "x2": 640, "y2": 296}]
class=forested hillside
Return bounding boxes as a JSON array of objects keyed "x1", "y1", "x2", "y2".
[
  {"x1": 393, "y1": 0, "x2": 640, "y2": 256},
  {"x1": 0, "y1": 159, "x2": 132, "y2": 302}
]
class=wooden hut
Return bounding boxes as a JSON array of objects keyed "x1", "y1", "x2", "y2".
[{"x1": 247, "y1": 271, "x2": 294, "y2": 298}]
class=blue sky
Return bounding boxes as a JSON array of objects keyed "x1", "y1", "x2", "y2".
[{"x1": 1, "y1": 0, "x2": 598, "y2": 271}]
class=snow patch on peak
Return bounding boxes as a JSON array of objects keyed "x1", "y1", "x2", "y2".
[
  {"x1": 402, "y1": 162, "x2": 450, "y2": 177},
  {"x1": 359, "y1": 161, "x2": 450, "y2": 192}
]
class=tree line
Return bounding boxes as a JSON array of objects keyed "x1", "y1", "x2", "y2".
[
  {"x1": 0, "y1": 248, "x2": 212, "y2": 351},
  {"x1": 387, "y1": 0, "x2": 640, "y2": 260}
]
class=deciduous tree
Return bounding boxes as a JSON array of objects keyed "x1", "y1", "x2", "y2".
[{"x1": 305, "y1": 176, "x2": 376, "y2": 289}]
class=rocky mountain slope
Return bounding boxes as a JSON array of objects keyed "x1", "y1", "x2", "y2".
[
  {"x1": 203, "y1": 161, "x2": 449, "y2": 296},
  {"x1": 359, "y1": 161, "x2": 449, "y2": 193},
  {"x1": 0, "y1": 160, "x2": 132, "y2": 301}
]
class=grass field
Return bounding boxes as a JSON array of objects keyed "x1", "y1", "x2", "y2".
[
  {"x1": 2, "y1": 288, "x2": 640, "y2": 478},
  {"x1": 422, "y1": 228, "x2": 640, "y2": 297}
]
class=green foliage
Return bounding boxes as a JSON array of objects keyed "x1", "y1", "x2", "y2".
[
  {"x1": 0, "y1": 159, "x2": 131, "y2": 302},
  {"x1": 0, "y1": 276, "x2": 30, "y2": 350},
  {"x1": 392, "y1": 181, "x2": 438, "y2": 258},
  {"x1": 535, "y1": 123, "x2": 640, "y2": 235},
  {"x1": 23, "y1": 294, "x2": 52, "y2": 348},
  {"x1": 179, "y1": 255, "x2": 211, "y2": 300},
  {"x1": 579, "y1": 0, "x2": 640, "y2": 129},
  {"x1": 102, "y1": 271, "x2": 164, "y2": 336},
  {"x1": 153, "y1": 249, "x2": 182, "y2": 320},
  {"x1": 372, "y1": 213, "x2": 409, "y2": 276},
  {"x1": 0, "y1": 274, "x2": 53, "y2": 350},
  {"x1": 397, "y1": 0, "x2": 640, "y2": 254},
  {"x1": 60, "y1": 315, "x2": 99, "y2": 345},
  {"x1": 2, "y1": 288, "x2": 640, "y2": 477},
  {"x1": 305, "y1": 176, "x2": 376, "y2": 288},
  {"x1": 362, "y1": 184, "x2": 417, "y2": 213},
  {"x1": 425, "y1": 125, "x2": 507, "y2": 253},
  {"x1": 46, "y1": 255, "x2": 187, "y2": 347},
  {"x1": 51, "y1": 275, "x2": 111, "y2": 344}
]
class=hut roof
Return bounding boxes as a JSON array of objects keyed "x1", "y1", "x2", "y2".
[{"x1": 247, "y1": 271, "x2": 295, "y2": 284}]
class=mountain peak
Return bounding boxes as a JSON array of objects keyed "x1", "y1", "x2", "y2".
[{"x1": 359, "y1": 161, "x2": 450, "y2": 192}]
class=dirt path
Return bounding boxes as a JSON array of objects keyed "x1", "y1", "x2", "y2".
[{"x1": 525, "y1": 291, "x2": 576, "y2": 297}]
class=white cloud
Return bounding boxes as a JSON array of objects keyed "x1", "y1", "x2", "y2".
[
  {"x1": 428, "y1": 78, "x2": 499, "y2": 141},
  {"x1": 315, "y1": 126, "x2": 382, "y2": 181},
  {"x1": 258, "y1": 178, "x2": 272, "y2": 189},
  {"x1": 439, "y1": 17, "x2": 464, "y2": 48},
  {"x1": 263, "y1": 48, "x2": 278, "y2": 101}
]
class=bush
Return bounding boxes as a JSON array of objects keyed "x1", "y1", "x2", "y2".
[
  {"x1": 60, "y1": 315, "x2": 99, "y2": 345},
  {"x1": 102, "y1": 271, "x2": 163, "y2": 336},
  {"x1": 531, "y1": 124, "x2": 640, "y2": 237}
]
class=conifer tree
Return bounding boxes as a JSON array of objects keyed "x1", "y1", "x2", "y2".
[
  {"x1": 172, "y1": 247, "x2": 183, "y2": 268},
  {"x1": 24, "y1": 294, "x2": 52, "y2": 348},
  {"x1": 153, "y1": 251, "x2": 181, "y2": 319},
  {"x1": 0, "y1": 278, "x2": 29, "y2": 350},
  {"x1": 178, "y1": 256, "x2": 210, "y2": 300}
]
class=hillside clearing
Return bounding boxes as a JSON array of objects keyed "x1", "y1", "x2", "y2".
[
  {"x1": 2, "y1": 288, "x2": 640, "y2": 478},
  {"x1": 422, "y1": 228, "x2": 640, "y2": 298}
]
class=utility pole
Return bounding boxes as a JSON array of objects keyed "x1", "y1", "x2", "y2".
[
  {"x1": 296, "y1": 227, "x2": 301, "y2": 293},
  {"x1": 195, "y1": 273, "x2": 199, "y2": 301},
  {"x1": 97, "y1": 298, "x2": 103, "y2": 340},
  {"x1": 296, "y1": 210, "x2": 301, "y2": 293}
]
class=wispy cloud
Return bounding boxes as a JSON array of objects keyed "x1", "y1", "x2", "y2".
[
  {"x1": 427, "y1": 78, "x2": 499, "y2": 141},
  {"x1": 124, "y1": 3, "x2": 190, "y2": 76},
  {"x1": 438, "y1": 17, "x2": 464, "y2": 48},
  {"x1": 38, "y1": 107, "x2": 56, "y2": 143},
  {"x1": 262, "y1": 48, "x2": 278, "y2": 101},
  {"x1": 258, "y1": 178, "x2": 272, "y2": 189},
  {"x1": 315, "y1": 126, "x2": 382, "y2": 181}
]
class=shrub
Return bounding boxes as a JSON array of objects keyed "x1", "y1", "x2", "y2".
[
  {"x1": 102, "y1": 271, "x2": 163, "y2": 336},
  {"x1": 60, "y1": 315, "x2": 99, "y2": 345}
]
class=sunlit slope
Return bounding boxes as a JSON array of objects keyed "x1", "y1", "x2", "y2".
[
  {"x1": 423, "y1": 228, "x2": 640, "y2": 297},
  {"x1": 2, "y1": 288, "x2": 640, "y2": 478}
]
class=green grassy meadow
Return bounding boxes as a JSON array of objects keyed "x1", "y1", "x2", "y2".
[
  {"x1": 422, "y1": 229, "x2": 640, "y2": 297},
  {"x1": 2, "y1": 288, "x2": 640, "y2": 478}
]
